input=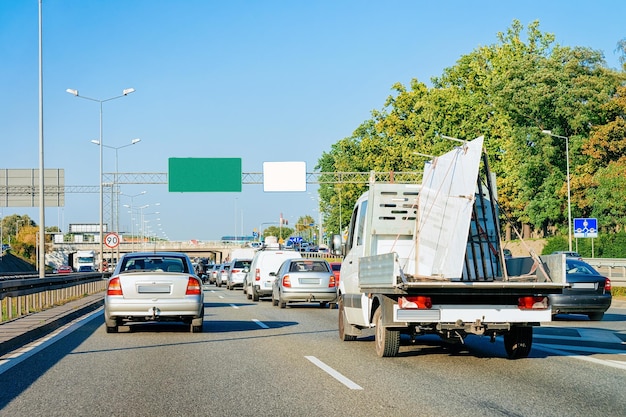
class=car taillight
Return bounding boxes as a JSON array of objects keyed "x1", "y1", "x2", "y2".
[
  {"x1": 186, "y1": 277, "x2": 202, "y2": 295},
  {"x1": 398, "y1": 296, "x2": 432, "y2": 309},
  {"x1": 255, "y1": 268, "x2": 261, "y2": 281},
  {"x1": 107, "y1": 277, "x2": 123, "y2": 296},
  {"x1": 604, "y1": 277, "x2": 612, "y2": 292},
  {"x1": 282, "y1": 275, "x2": 291, "y2": 288},
  {"x1": 518, "y1": 296, "x2": 548, "y2": 310},
  {"x1": 232, "y1": 269, "x2": 240, "y2": 273},
  {"x1": 328, "y1": 275, "x2": 336, "y2": 288}
]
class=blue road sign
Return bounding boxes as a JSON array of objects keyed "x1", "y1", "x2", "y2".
[{"x1": 574, "y1": 218, "x2": 598, "y2": 238}]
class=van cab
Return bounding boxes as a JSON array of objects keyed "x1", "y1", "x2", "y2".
[{"x1": 244, "y1": 239, "x2": 302, "y2": 301}]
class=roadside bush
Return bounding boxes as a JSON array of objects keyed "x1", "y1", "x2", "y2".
[{"x1": 543, "y1": 232, "x2": 626, "y2": 258}]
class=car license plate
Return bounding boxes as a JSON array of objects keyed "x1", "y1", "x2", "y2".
[
  {"x1": 571, "y1": 282, "x2": 595, "y2": 289},
  {"x1": 138, "y1": 285, "x2": 170, "y2": 293},
  {"x1": 299, "y1": 278, "x2": 321, "y2": 285},
  {"x1": 264, "y1": 282, "x2": 272, "y2": 288}
]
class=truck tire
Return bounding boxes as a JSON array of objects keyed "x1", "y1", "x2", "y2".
[
  {"x1": 503, "y1": 326, "x2": 533, "y2": 359},
  {"x1": 373, "y1": 308, "x2": 400, "y2": 357},
  {"x1": 338, "y1": 299, "x2": 357, "y2": 341}
]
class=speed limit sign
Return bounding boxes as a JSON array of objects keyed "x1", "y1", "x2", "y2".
[{"x1": 105, "y1": 233, "x2": 120, "y2": 249}]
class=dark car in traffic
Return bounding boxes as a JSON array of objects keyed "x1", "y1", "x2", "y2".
[{"x1": 550, "y1": 258, "x2": 612, "y2": 320}]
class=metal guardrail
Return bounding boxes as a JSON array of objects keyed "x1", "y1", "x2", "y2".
[
  {"x1": 583, "y1": 258, "x2": 626, "y2": 287},
  {"x1": 0, "y1": 273, "x2": 108, "y2": 323}
]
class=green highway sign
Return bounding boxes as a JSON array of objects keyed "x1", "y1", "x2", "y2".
[{"x1": 168, "y1": 158, "x2": 242, "y2": 192}]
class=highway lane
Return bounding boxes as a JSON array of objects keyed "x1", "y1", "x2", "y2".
[{"x1": 0, "y1": 286, "x2": 624, "y2": 417}]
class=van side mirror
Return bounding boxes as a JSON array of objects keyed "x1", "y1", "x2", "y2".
[{"x1": 331, "y1": 234, "x2": 343, "y2": 256}]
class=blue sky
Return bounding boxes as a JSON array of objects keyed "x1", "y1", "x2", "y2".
[{"x1": 1, "y1": 0, "x2": 624, "y2": 242}]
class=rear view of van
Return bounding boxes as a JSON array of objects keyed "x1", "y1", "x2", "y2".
[{"x1": 244, "y1": 242, "x2": 302, "y2": 301}]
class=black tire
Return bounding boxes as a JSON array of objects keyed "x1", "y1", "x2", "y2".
[
  {"x1": 338, "y1": 299, "x2": 357, "y2": 341},
  {"x1": 278, "y1": 292, "x2": 286, "y2": 309},
  {"x1": 588, "y1": 312, "x2": 604, "y2": 321},
  {"x1": 252, "y1": 288, "x2": 259, "y2": 302},
  {"x1": 272, "y1": 293, "x2": 278, "y2": 307},
  {"x1": 504, "y1": 326, "x2": 533, "y2": 359},
  {"x1": 373, "y1": 307, "x2": 400, "y2": 357},
  {"x1": 246, "y1": 286, "x2": 252, "y2": 300},
  {"x1": 105, "y1": 317, "x2": 119, "y2": 334}
]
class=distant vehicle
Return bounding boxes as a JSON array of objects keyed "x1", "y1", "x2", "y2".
[
  {"x1": 1, "y1": 244, "x2": 10, "y2": 251},
  {"x1": 216, "y1": 263, "x2": 230, "y2": 287},
  {"x1": 550, "y1": 258, "x2": 612, "y2": 320},
  {"x1": 503, "y1": 248, "x2": 513, "y2": 259},
  {"x1": 208, "y1": 264, "x2": 219, "y2": 284},
  {"x1": 73, "y1": 250, "x2": 96, "y2": 271},
  {"x1": 78, "y1": 265, "x2": 95, "y2": 272},
  {"x1": 227, "y1": 258, "x2": 252, "y2": 290},
  {"x1": 244, "y1": 238, "x2": 302, "y2": 301},
  {"x1": 271, "y1": 259, "x2": 337, "y2": 308},
  {"x1": 104, "y1": 252, "x2": 204, "y2": 333},
  {"x1": 56, "y1": 265, "x2": 73, "y2": 274},
  {"x1": 193, "y1": 261, "x2": 207, "y2": 281},
  {"x1": 329, "y1": 262, "x2": 341, "y2": 283},
  {"x1": 552, "y1": 251, "x2": 582, "y2": 259}
]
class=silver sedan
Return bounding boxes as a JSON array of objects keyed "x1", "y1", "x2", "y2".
[
  {"x1": 104, "y1": 252, "x2": 205, "y2": 333},
  {"x1": 271, "y1": 259, "x2": 337, "y2": 308}
]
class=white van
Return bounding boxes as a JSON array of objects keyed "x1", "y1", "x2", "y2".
[{"x1": 244, "y1": 241, "x2": 302, "y2": 301}]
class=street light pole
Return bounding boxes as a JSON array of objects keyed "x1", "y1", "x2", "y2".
[
  {"x1": 122, "y1": 191, "x2": 146, "y2": 251},
  {"x1": 542, "y1": 130, "x2": 573, "y2": 252},
  {"x1": 66, "y1": 87, "x2": 135, "y2": 271},
  {"x1": 91, "y1": 138, "x2": 141, "y2": 234}
]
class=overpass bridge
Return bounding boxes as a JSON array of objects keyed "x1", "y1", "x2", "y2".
[{"x1": 49, "y1": 240, "x2": 243, "y2": 266}]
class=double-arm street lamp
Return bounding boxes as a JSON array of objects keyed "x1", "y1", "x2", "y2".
[
  {"x1": 66, "y1": 87, "x2": 135, "y2": 270},
  {"x1": 91, "y1": 138, "x2": 141, "y2": 234},
  {"x1": 542, "y1": 129, "x2": 573, "y2": 251}
]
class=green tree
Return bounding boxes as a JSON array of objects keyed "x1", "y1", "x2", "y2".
[
  {"x1": 262, "y1": 225, "x2": 293, "y2": 241},
  {"x1": 317, "y1": 20, "x2": 624, "y2": 240}
]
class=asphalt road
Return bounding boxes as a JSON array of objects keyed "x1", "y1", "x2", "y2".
[{"x1": 0, "y1": 286, "x2": 625, "y2": 417}]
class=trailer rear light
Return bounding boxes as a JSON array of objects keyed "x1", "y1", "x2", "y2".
[
  {"x1": 107, "y1": 277, "x2": 123, "y2": 296},
  {"x1": 328, "y1": 275, "x2": 336, "y2": 288},
  {"x1": 186, "y1": 277, "x2": 202, "y2": 295},
  {"x1": 518, "y1": 296, "x2": 548, "y2": 310},
  {"x1": 282, "y1": 275, "x2": 291, "y2": 288},
  {"x1": 255, "y1": 268, "x2": 261, "y2": 281},
  {"x1": 398, "y1": 296, "x2": 432, "y2": 309},
  {"x1": 604, "y1": 277, "x2": 612, "y2": 292}
]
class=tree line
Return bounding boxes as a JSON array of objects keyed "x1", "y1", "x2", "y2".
[{"x1": 316, "y1": 20, "x2": 626, "y2": 242}]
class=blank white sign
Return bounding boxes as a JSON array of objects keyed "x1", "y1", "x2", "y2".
[{"x1": 263, "y1": 161, "x2": 307, "y2": 192}]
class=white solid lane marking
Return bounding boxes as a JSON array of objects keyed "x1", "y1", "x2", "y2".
[
  {"x1": 305, "y1": 355, "x2": 363, "y2": 390},
  {"x1": 0, "y1": 308, "x2": 103, "y2": 375},
  {"x1": 533, "y1": 343, "x2": 626, "y2": 371},
  {"x1": 252, "y1": 319, "x2": 269, "y2": 329}
]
